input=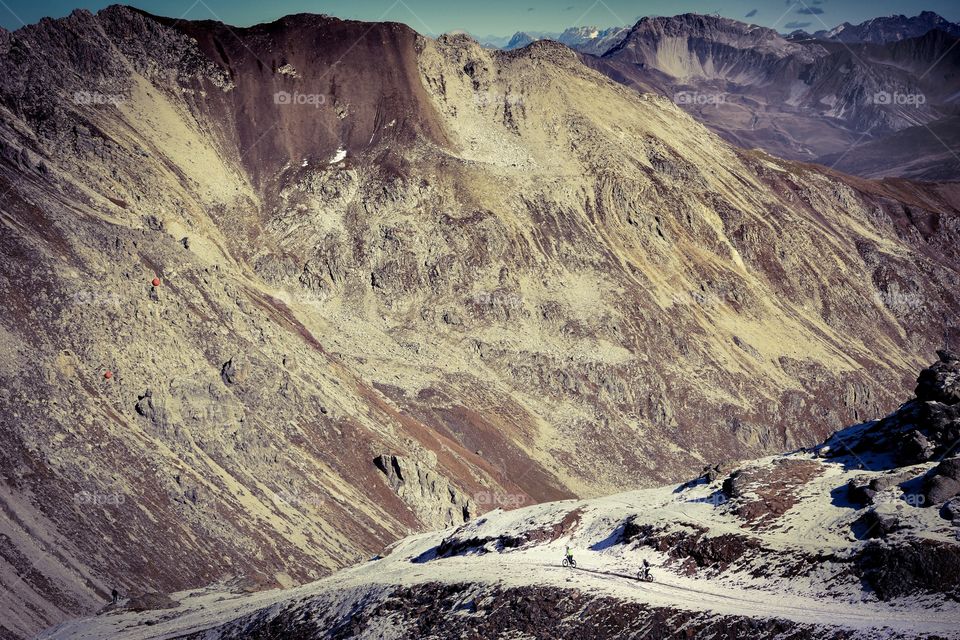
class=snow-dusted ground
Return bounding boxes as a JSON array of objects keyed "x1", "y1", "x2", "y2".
[{"x1": 40, "y1": 451, "x2": 960, "y2": 639}]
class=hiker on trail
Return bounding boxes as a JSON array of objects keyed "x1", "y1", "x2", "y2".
[{"x1": 111, "y1": 588, "x2": 119, "y2": 604}]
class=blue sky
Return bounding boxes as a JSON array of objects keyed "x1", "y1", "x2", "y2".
[{"x1": 2, "y1": 0, "x2": 959, "y2": 35}]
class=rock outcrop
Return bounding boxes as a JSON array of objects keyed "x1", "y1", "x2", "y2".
[
  {"x1": 916, "y1": 349, "x2": 960, "y2": 404},
  {"x1": 838, "y1": 351, "x2": 960, "y2": 467},
  {"x1": 374, "y1": 454, "x2": 474, "y2": 529}
]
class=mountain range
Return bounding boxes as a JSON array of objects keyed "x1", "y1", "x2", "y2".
[
  {"x1": 491, "y1": 11, "x2": 960, "y2": 54},
  {"x1": 796, "y1": 10, "x2": 960, "y2": 43},
  {"x1": 0, "y1": 4, "x2": 959, "y2": 639},
  {"x1": 482, "y1": 11, "x2": 960, "y2": 181},
  {"x1": 476, "y1": 26, "x2": 630, "y2": 55},
  {"x1": 584, "y1": 13, "x2": 960, "y2": 181}
]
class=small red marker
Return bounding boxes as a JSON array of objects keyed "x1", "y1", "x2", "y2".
[
  {"x1": 152, "y1": 277, "x2": 161, "y2": 287},
  {"x1": 104, "y1": 370, "x2": 113, "y2": 380}
]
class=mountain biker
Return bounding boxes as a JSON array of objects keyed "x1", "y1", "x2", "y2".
[
  {"x1": 639, "y1": 559, "x2": 651, "y2": 581},
  {"x1": 565, "y1": 545, "x2": 574, "y2": 565}
]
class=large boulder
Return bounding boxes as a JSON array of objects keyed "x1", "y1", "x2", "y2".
[
  {"x1": 915, "y1": 350, "x2": 960, "y2": 404},
  {"x1": 847, "y1": 478, "x2": 877, "y2": 505},
  {"x1": 681, "y1": 463, "x2": 727, "y2": 489},
  {"x1": 901, "y1": 429, "x2": 936, "y2": 462},
  {"x1": 852, "y1": 509, "x2": 903, "y2": 539},
  {"x1": 941, "y1": 496, "x2": 960, "y2": 521},
  {"x1": 923, "y1": 458, "x2": 960, "y2": 505},
  {"x1": 846, "y1": 468, "x2": 917, "y2": 506}
]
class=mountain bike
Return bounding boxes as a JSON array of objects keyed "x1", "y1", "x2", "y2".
[{"x1": 562, "y1": 556, "x2": 576, "y2": 568}]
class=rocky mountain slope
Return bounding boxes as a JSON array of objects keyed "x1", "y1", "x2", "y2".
[
  {"x1": 585, "y1": 13, "x2": 960, "y2": 180},
  {"x1": 41, "y1": 354, "x2": 960, "y2": 639},
  {"x1": 1, "y1": 5, "x2": 960, "y2": 639}
]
